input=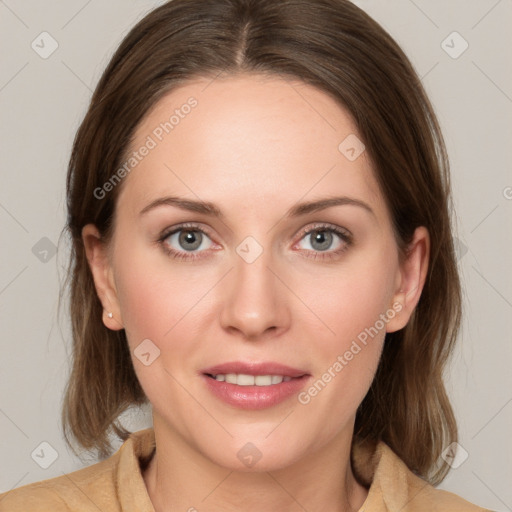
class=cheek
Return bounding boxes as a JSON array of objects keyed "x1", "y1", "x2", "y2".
[
  {"x1": 114, "y1": 260, "x2": 176, "y2": 344},
  {"x1": 111, "y1": 243, "x2": 212, "y2": 402},
  {"x1": 112, "y1": 238, "x2": 225, "y2": 368},
  {"x1": 293, "y1": 246, "x2": 399, "y2": 414},
  {"x1": 298, "y1": 246, "x2": 399, "y2": 353},
  {"x1": 112, "y1": 239, "x2": 200, "y2": 348}
]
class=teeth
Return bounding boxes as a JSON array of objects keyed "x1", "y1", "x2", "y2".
[{"x1": 213, "y1": 373, "x2": 294, "y2": 386}]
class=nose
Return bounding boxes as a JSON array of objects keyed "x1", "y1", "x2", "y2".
[{"x1": 219, "y1": 245, "x2": 291, "y2": 341}]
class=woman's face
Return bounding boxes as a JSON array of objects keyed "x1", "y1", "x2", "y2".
[{"x1": 85, "y1": 74, "x2": 425, "y2": 471}]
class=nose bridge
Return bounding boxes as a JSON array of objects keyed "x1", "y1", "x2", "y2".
[{"x1": 219, "y1": 234, "x2": 289, "y2": 338}]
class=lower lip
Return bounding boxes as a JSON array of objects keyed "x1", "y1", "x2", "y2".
[{"x1": 202, "y1": 374, "x2": 311, "y2": 410}]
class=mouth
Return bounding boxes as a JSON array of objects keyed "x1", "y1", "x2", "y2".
[{"x1": 200, "y1": 361, "x2": 311, "y2": 409}]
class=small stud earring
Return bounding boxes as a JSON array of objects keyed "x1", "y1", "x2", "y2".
[{"x1": 107, "y1": 312, "x2": 113, "y2": 319}]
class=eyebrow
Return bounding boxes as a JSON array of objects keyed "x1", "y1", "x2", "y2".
[{"x1": 139, "y1": 195, "x2": 375, "y2": 219}]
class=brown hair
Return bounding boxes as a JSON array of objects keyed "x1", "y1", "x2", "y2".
[{"x1": 61, "y1": 0, "x2": 461, "y2": 484}]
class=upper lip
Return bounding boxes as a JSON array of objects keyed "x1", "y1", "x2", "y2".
[{"x1": 201, "y1": 361, "x2": 309, "y2": 378}]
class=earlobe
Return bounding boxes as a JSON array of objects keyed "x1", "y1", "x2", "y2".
[
  {"x1": 82, "y1": 224, "x2": 124, "y2": 331},
  {"x1": 386, "y1": 226, "x2": 430, "y2": 333}
]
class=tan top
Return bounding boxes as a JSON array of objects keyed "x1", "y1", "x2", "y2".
[{"x1": 0, "y1": 428, "x2": 491, "y2": 511}]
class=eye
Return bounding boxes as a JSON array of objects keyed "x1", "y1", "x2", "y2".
[
  {"x1": 157, "y1": 222, "x2": 353, "y2": 262},
  {"x1": 158, "y1": 223, "x2": 215, "y2": 261},
  {"x1": 294, "y1": 223, "x2": 352, "y2": 260}
]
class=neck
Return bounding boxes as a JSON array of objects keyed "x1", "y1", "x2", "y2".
[{"x1": 143, "y1": 414, "x2": 368, "y2": 512}]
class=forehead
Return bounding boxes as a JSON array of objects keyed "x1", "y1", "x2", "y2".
[{"x1": 116, "y1": 73, "x2": 384, "y2": 220}]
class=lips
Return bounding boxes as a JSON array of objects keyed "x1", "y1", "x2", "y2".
[{"x1": 200, "y1": 361, "x2": 311, "y2": 410}]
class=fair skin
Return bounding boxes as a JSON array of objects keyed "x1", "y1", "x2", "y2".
[{"x1": 82, "y1": 74, "x2": 429, "y2": 512}]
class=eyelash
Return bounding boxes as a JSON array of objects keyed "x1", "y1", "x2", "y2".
[{"x1": 157, "y1": 222, "x2": 353, "y2": 262}]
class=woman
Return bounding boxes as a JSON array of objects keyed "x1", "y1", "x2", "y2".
[{"x1": 0, "y1": 0, "x2": 493, "y2": 510}]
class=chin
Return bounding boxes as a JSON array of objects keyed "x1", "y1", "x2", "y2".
[{"x1": 206, "y1": 442, "x2": 306, "y2": 473}]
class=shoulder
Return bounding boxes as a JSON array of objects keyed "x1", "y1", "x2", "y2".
[
  {"x1": 403, "y1": 470, "x2": 493, "y2": 511},
  {"x1": 0, "y1": 453, "x2": 118, "y2": 511},
  {"x1": 0, "y1": 428, "x2": 156, "y2": 512},
  {"x1": 354, "y1": 440, "x2": 493, "y2": 511}
]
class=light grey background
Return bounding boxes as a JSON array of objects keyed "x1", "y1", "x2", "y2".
[{"x1": 0, "y1": 0, "x2": 511, "y2": 509}]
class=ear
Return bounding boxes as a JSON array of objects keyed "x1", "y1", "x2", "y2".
[
  {"x1": 386, "y1": 226, "x2": 430, "y2": 333},
  {"x1": 82, "y1": 224, "x2": 124, "y2": 330}
]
